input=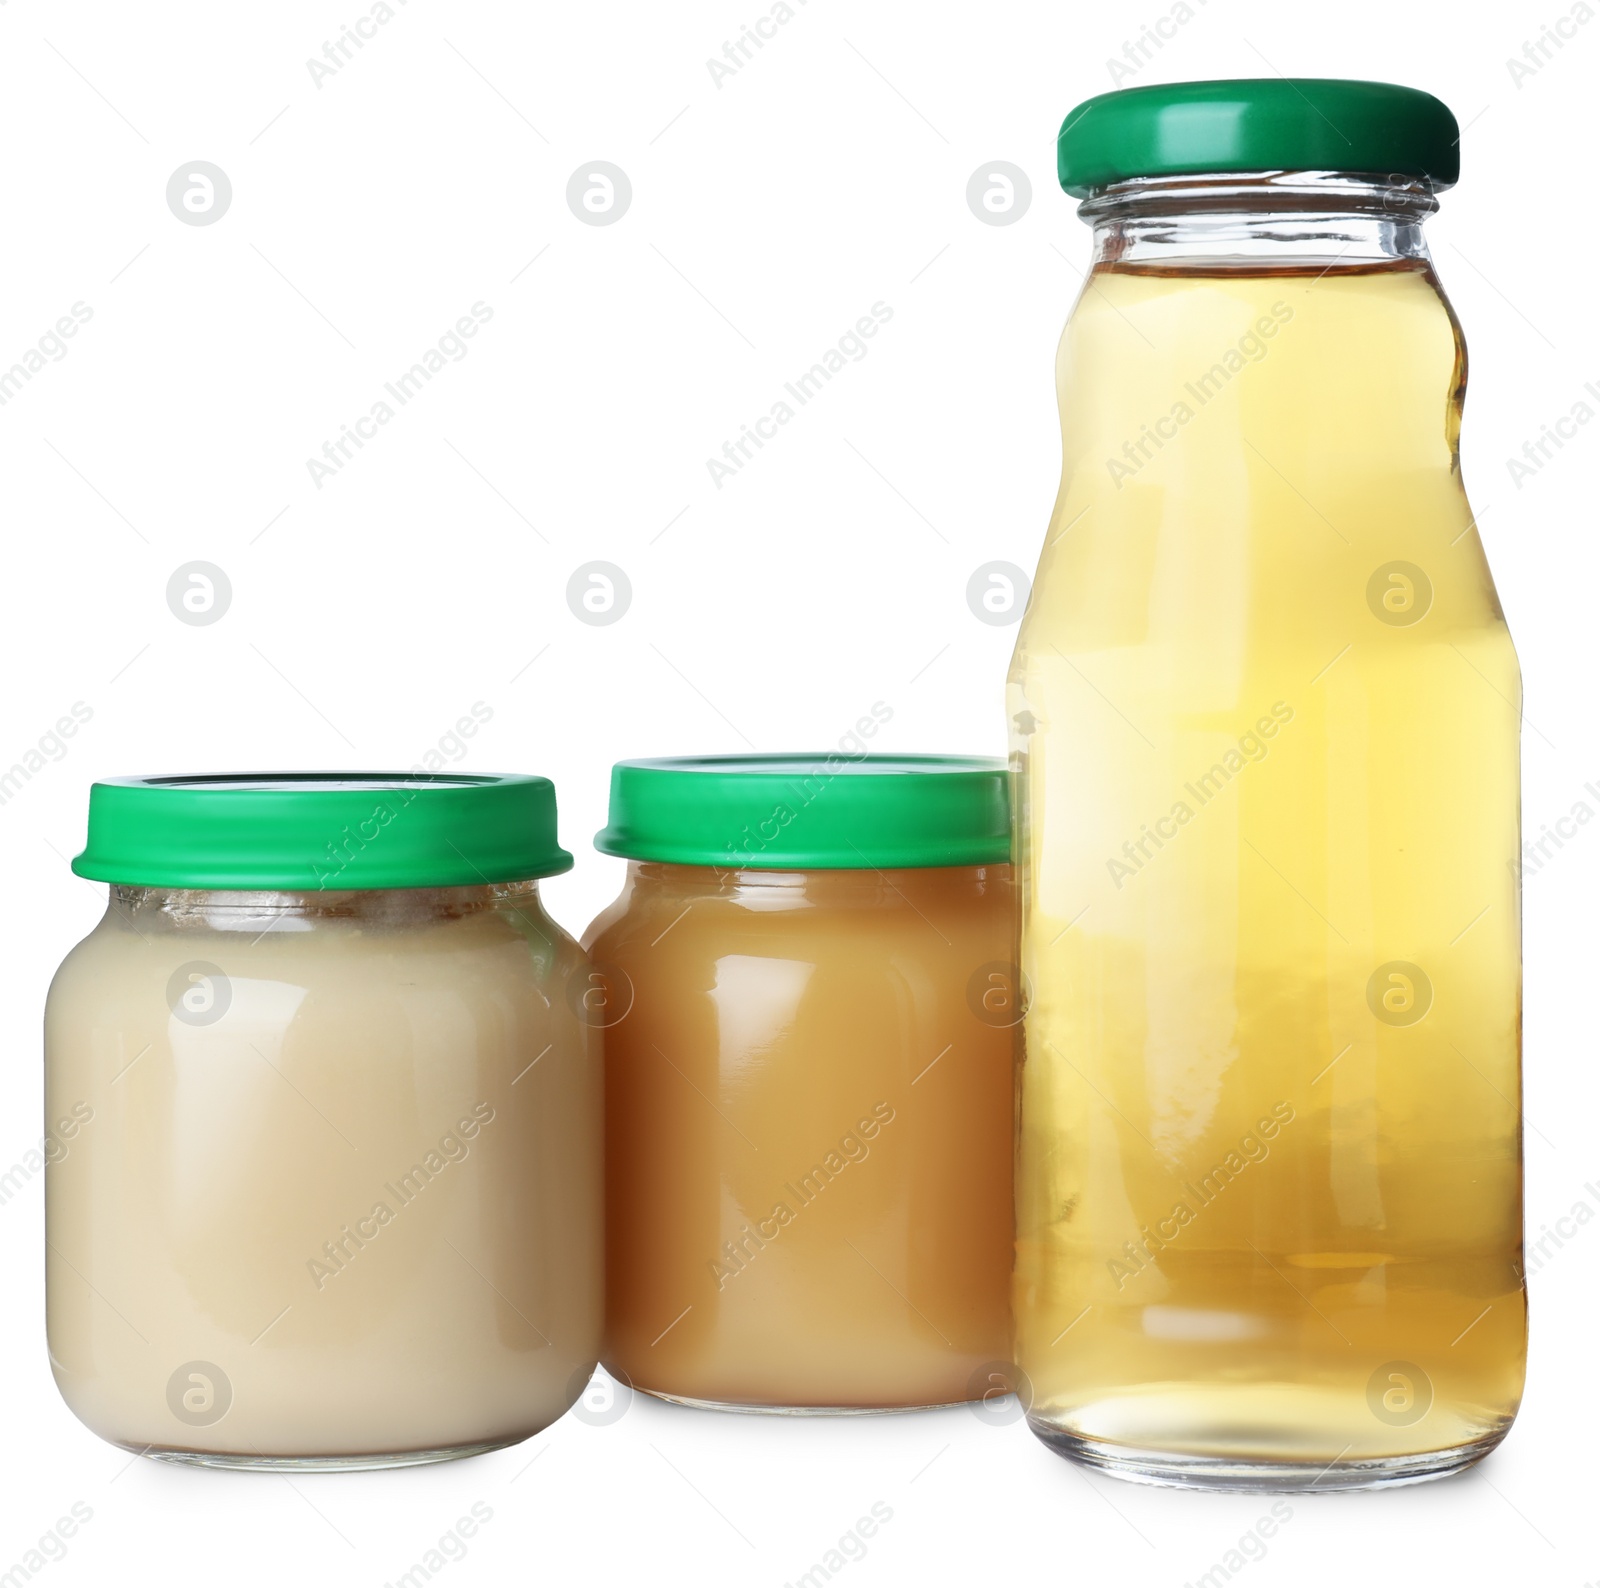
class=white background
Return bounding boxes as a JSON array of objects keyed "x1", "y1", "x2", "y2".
[{"x1": 1, "y1": 1, "x2": 1594, "y2": 1584}]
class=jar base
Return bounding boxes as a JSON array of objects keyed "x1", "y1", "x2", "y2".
[
  {"x1": 640, "y1": 1387, "x2": 968, "y2": 1417},
  {"x1": 127, "y1": 1437, "x2": 522, "y2": 1472},
  {"x1": 1027, "y1": 1418, "x2": 1509, "y2": 1493}
]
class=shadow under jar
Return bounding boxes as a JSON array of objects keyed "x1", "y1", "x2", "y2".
[
  {"x1": 586, "y1": 754, "x2": 1018, "y2": 1413},
  {"x1": 45, "y1": 774, "x2": 601, "y2": 1470}
]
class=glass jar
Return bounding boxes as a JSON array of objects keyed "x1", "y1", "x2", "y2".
[
  {"x1": 585, "y1": 754, "x2": 1016, "y2": 1411},
  {"x1": 1011, "y1": 80, "x2": 1525, "y2": 1489},
  {"x1": 45, "y1": 774, "x2": 601, "y2": 1469}
]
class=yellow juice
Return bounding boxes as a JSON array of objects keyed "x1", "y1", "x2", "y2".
[{"x1": 1010, "y1": 257, "x2": 1525, "y2": 1482}]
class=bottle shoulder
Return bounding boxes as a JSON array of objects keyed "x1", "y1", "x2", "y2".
[{"x1": 1021, "y1": 260, "x2": 1506, "y2": 650}]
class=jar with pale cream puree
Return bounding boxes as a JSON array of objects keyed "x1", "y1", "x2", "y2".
[
  {"x1": 45, "y1": 773, "x2": 601, "y2": 1469},
  {"x1": 585, "y1": 754, "x2": 1017, "y2": 1412}
]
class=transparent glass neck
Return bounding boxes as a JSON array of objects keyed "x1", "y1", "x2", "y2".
[
  {"x1": 1081, "y1": 171, "x2": 1438, "y2": 270},
  {"x1": 622, "y1": 858, "x2": 1001, "y2": 909},
  {"x1": 104, "y1": 879, "x2": 544, "y2": 933}
]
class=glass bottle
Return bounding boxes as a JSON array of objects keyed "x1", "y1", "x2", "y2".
[
  {"x1": 585, "y1": 754, "x2": 1016, "y2": 1411},
  {"x1": 46, "y1": 774, "x2": 600, "y2": 1468},
  {"x1": 1010, "y1": 80, "x2": 1525, "y2": 1490}
]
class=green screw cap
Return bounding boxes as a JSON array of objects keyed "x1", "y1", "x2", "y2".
[
  {"x1": 72, "y1": 773, "x2": 573, "y2": 890},
  {"x1": 595, "y1": 754, "x2": 1011, "y2": 870},
  {"x1": 1058, "y1": 78, "x2": 1460, "y2": 198}
]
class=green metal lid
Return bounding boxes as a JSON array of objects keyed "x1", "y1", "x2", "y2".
[
  {"x1": 595, "y1": 754, "x2": 1011, "y2": 870},
  {"x1": 1058, "y1": 78, "x2": 1460, "y2": 198},
  {"x1": 71, "y1": 773, "x2": 573, "y2": 890}
]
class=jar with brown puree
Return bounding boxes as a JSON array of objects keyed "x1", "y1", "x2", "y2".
[
  {"x1": 45, "y1": 773, "x2": 601, "y2": 1468},
  {"x1": 585, "y1": 754, "x2": 1017, "y2": 1412}
]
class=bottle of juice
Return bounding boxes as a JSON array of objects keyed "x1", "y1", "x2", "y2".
[{"x1": 1010, "y1": 79, "x2": 1525, "y2": 1490}]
